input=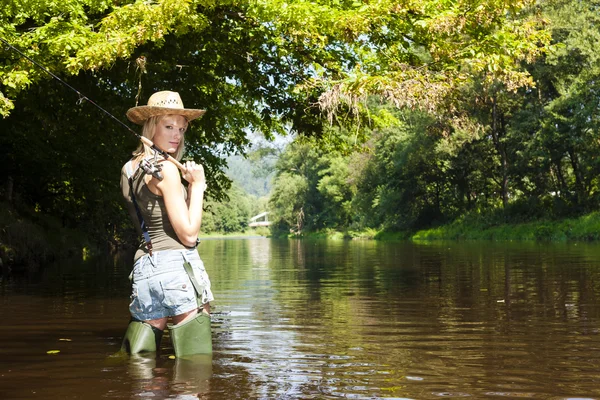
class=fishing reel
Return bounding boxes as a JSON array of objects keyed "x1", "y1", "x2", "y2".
[{"x1": 140, "y1": 153, "x2": 163, "y2": 181}]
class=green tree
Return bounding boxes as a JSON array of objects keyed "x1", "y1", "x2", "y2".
[
  {"x1": 269, "y1": 172, "x2": 309, "y2": 234},
  {"x1": 2, "y1": 0, "x2": 551, "y2": 120},
  {"x1": 1, "y1": 0, "x2": 322, "y2": 244},
  {"x1": 539, "y1": 0, "x2": 600, "y2": 210},
  {"x1": 0, "y1": 0, "x2": 556, "y2": 246},
  {"x1": 202, "y1": 183, "x2": 251, "y2": 234},
  {"x1": 352, "y1": 109, "x2": 450, "y2": 230},
  {"x1": 269, "y1": 140, "x2": 324, "y2": 233},
  {"x1": 506, "y1": 0, "x2": 600, "y2": 215},
  {"x1": 317, "y1": 156, "x2": 354, "y2": 229}
]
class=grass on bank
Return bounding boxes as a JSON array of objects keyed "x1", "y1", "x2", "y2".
[
  {"x1": 269, "y1": 212, "x2": 600, "y2": 243},
  {"x1": 413, "y1": 212, "x2": 600, "y2": 242},
  {"x1": 273, "y1": 228, "x2": 396, "y2": 240},
  {"x1": 201, "y1": 226, "x2": 270, "y2": 238}
]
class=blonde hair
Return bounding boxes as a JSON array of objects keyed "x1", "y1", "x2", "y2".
[{"x1": 132, "y1": 115, "x2": 188, "y2": 163}]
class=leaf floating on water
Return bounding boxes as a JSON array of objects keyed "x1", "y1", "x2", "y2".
[
  {"x1": 59, "y1": 338, "x2": 72, "y2": 342},
  {"x1": 47, "y1": 350, "x2": 60, "y2": 354}
]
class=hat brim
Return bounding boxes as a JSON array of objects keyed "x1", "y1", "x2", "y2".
[{"x1": 126, "y1": 106, "x2": 206, "y2": 125}]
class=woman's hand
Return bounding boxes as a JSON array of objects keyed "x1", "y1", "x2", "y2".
[{"x1": 181, "y1": 160, "x2": 206, "y2": 186}]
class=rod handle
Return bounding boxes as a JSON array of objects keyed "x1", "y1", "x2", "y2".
[{"x1": 139, "y1": 136, "x2": 185, "y2": 171}]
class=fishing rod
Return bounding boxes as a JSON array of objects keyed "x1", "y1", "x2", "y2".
[{"x1": 0, "y1": 36, "x2": 186, "y2": 179}]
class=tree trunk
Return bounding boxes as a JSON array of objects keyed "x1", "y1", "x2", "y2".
[
  {"x1": 490, "y1": 96, "x2": 509, "y2": 208},
  {"x1": 567, "y1": 148, "x2": 586, "y2": 206},
  {"x1": 552, "y1": 160, "x2": 568, "y2": 197}
]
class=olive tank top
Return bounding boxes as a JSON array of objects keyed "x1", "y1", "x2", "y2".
[{"x1": 120, "y1": 160, "x2": 188, "y2": 261}]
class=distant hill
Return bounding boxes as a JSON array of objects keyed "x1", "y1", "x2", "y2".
[{"x1": 225, "y1": 154, "x2": 275, "y2": 198}]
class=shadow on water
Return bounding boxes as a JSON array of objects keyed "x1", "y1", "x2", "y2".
[
  {"x1": 3, "y1": 239, "x2": 600, "y2": 398},
  {"x1": 0, "y1": 249, "x2": 217, "y2": 399}
]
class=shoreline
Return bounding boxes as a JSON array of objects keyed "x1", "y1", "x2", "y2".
[{"x1": 4, "y1": 209, "x2": 600, "y2": 272}]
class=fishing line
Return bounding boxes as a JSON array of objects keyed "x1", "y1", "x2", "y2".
[{"x1": 0, "y1": 37, "x2": 185, "y2": 176}]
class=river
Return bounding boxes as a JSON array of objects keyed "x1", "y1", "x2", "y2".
[{"x1": 2, "y1": 238, "x2": 600, "y2": 399}]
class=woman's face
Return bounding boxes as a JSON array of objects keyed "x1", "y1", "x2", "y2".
[{"x1": 153, "y1": 114, "x2": 188, "y2": 154}]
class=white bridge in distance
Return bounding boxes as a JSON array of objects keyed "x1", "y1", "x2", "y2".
[{"x1": 249, "y1": 211, "x2": 271, "y2": 227}]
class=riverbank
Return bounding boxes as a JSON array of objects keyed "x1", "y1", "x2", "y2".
[
  {"x1": 412, "y1": 212, "x2": 600, "y2": 242},
  {"x1": 200, "y1": 226, "x2": 270, "y2": 239},
  {"x1": 0, "y1": 202, "x2": 92, "y2": 273},
  {"x1": 281, "y1": 212, "x2": 600, "y2": 242},
  {"x1": 278, "y1": 228, "x2": 408, "y2": 240},
  {"x1": 4, "y1": 206, "x2": 600, "y2": 273},
  {"x1": 0, "y1": 202, "x2": 270, "y2": 272},
  {"x1": 271, "y1": 228, "x2": 383, "y2": 240}
]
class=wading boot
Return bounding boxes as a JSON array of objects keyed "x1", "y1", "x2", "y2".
[
  {"x1": 121, "y1": 320, "x2": 164, "y2": 354},
  {"x1": 168, "y1": 312, "x2": 212, "y2": 357}
]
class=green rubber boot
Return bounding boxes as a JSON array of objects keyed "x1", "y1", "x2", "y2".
[
  {"x1": 121, "y1": 320, "x2": 163, "y2": 354},
  {"x1": 168, "y1": 313, "x2": 212, "y2": 357}
]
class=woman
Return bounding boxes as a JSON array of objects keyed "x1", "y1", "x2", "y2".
[{"x1": 119, "y1": 91, "x2": 213, "y2": 356}]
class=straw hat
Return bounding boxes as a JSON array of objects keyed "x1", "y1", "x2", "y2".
[{"x1": 126, "y1": 91, "x2": 206, "y2": 125}]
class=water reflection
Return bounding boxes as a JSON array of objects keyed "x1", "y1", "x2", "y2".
[
  {"x1": 3, "y1": 239, "x2": 600, "y2": 398},
  {"x1": 125, "y1": 354, "x2": 212, "y2": 398},
  {"x1": 205, "y1": 239, "x2": 600, "y2": 399}
]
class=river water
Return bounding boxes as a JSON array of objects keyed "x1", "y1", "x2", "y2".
[{"x1": 2, "y1": 238, "x2": 600, "y2": 399}]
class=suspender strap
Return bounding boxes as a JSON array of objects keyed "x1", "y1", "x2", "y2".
[
  {"x1": 126, "y1": 160, "x2": 153, "y2": 256},
  {"x1": 183, "y1": 261, "x2": 205, "y2": 307},
  {"x1": 129, "y1": 176, "x2": 153, "y2": 256}
]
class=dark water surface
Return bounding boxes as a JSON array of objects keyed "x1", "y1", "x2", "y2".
[{"x1": 2, "y1": 238, "x2": 600, "y2": 399}]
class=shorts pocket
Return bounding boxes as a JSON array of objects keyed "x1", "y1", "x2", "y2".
[
  {"x1": 129, "y1": 283, "x2": 142, "y2": 313},
  {"x1": 160, "y1": 274, "x2": 196, "y2": 308}
]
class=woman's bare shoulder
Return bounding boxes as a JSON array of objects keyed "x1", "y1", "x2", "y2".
[
  {"x1": 121, "y1": 158, "x2": 138, "y2": 173},
  {"x1": 155, "y1": 161, "x2": 183, "y2": 187},
  {"x1": 158, "y1": 160, "x2": 180, "y2": 176}
]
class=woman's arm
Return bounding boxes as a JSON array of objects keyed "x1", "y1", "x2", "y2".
[{"x1": 154, "y1": 160, "x2": 206, "y2": 247}]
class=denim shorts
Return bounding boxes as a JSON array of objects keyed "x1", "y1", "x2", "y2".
[{"x1": 129, "y1": 248, "x2": 214, "y2": 321}]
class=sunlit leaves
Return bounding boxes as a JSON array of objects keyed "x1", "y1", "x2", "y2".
[
  {"x1": 0, "y1": 0, "x2": 215, "y2": 115},
  {"x1": 0, "y1": 93, "x2": 13, "y2": 118},
  {"x1": 1, "y1": 0, "x2": 551, "y2": 123},
  {"x1": 278, "y1": 0, "x2": 552, "y2": 120}
]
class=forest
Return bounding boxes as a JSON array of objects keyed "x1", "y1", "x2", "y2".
[{"x1": 0, "y1": 0, "x2": 599, "y2": 266}]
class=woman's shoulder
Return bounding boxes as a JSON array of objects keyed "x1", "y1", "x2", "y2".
[
  {"x1": 158, "y1": 159, "x2": 180, "y2": 177},
  {"x1": 121, "y1": 159, "x2": 136, "y2": 176}
]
